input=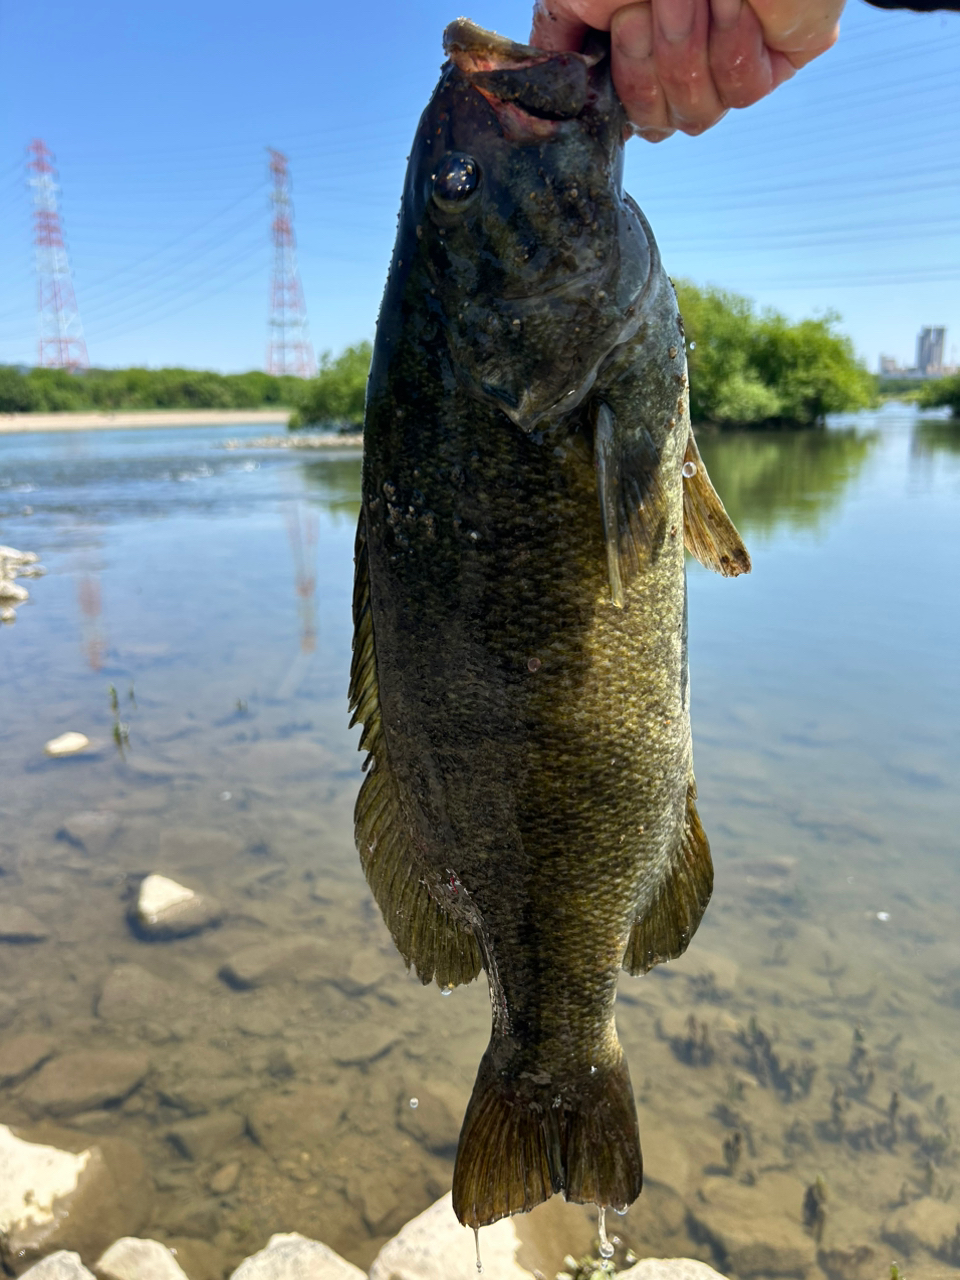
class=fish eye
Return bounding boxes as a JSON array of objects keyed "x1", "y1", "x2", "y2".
[{"x1": 432, "y1": 153, "x2": 479, "y2": 210}]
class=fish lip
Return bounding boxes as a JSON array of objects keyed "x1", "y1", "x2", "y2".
[{"x1": 443, "y1": 19, "x2": 599, "y2": 74}]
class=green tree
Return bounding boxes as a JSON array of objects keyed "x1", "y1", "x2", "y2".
[
  {"x1": 919, "y1": 373, "x2": 960, "y2": 417},
  {"x1": 674, "y1": 281, "x2": 874, "y2": 428},
  {"x1": 289, "y1": 342, "x2": 372, "y2": 430}
]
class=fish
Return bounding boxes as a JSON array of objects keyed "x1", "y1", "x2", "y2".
[{"x1": 349, "y1": 18, "x2": 750, "y2": 1231}]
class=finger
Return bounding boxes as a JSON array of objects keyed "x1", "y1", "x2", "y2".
[
  {"x1": 709, "y1": 0, "x2": 792, "y2": 109},
  {"x1": 747, "y1": 0, "x2": 845, "y2": 67},
  {"x1": 610, "y1": 3, "x2": 676, "y2": 141},
  {"x1": 530, "y1": 1, "x2": 591, "y2": 51},
  {"x1": 652, "y1": 0, "x2": 728, "y2": 135}
]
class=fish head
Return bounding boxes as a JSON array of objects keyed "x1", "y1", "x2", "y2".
[{"x1": 398, "y1": 19, "x2": 657, "y2": 433}]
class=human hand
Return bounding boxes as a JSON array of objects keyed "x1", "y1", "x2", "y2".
[{"x1": 530, "y1": 0, "x2": 846, "y2": 141}]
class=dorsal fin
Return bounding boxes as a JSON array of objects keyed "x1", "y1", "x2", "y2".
[
  {"x1": 623, "y1": 781, "x2": 713, "y2": 974},
  {"x1": 351, "y1": 515, "x2": 483, "y2": 989},
  {"x1": 594, "y1": 401, "x2": 668, "y2": 607},
  {"x1": 681, "y1": 431, "x2": 751, "y2": 577}
]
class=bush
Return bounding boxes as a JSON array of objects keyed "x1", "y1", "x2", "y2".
[
  {"x1": 919, "y1": 373, "x2": 960, "y2": 417},
  {"x1": 0, "y1": 365, "x2": 302, "y2": 413},
  {"x1": 674, "y1": 282, "x2": 875, "y2": 427},
  {"x1": 289, "y1": 342, "x2": 372, "y2": 430}
]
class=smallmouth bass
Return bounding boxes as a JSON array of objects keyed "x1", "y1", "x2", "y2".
[{"x1": 350, "y1": 19, "x2": 750, "y2": 1230}]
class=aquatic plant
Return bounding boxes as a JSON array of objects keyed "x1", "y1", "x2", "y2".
[
  {"x1": 802, "y1": 1174, "x2": 828, "y2": 1244},
  {"x1": 738, "y1": 1017, "x2": 816, "y2": 1101}
]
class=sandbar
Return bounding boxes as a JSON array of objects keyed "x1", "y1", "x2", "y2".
[{"x1": 0, "y1": 409, "x2": 290, "y2": 435}]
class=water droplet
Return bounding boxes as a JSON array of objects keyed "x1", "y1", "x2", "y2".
[
  {"x1": 689, "y1": 340, "x2": 697, "y2": 350},
  {"x1": 441, "y1": 986, "x2": 453, "y2": 997},
  {"x1": 474, "y1": 1226, "x2": 483, "y2": 1273},
  {"x1": 409, "y1": 1097, "x2": 419, "y2": 1109},
  {"x1": 220, "y1": 791, "x2": 232, "y2": 801},
  {"x1": 876, "y1": 911, "x2": 890, "y2": 922},
  {"x1": 598, "y1": 1206, "x2": 614, "y2": 1258},
  {"x1": 527, "y1": 657, "x2": 542, "y2": 672},
  {"x1": 682, "y1": 461, "x2": 697, "y2": 479},
  {"x1": 615, "y1": 1206, "x2": 628, "y2": 1217}
]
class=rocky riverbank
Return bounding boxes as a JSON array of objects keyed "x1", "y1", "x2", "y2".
[{"x1": 2, "y1": 1157, "x2": 726, "y2": 1280}]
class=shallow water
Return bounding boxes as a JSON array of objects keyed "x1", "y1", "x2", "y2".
[{"x1": 0, "y1": 411, "x2": 958, "y2": 1277}]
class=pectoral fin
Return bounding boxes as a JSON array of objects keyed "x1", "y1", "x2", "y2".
[
  {"x1": 594, "y1": 401, "x2": 667, "y2": 607},
  {"x1": 623, "y1": 781, "x2": 713, "y2": 974},
  {"x1": 682, "y1": 431, "x2": 751, "y2": 577},
  {"x1": 351, "y1": 515, "x2": 483, "y2": 989}
]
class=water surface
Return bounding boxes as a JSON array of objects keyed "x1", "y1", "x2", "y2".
[{"x1": 1, "y1": 413, "x2": 958, "y2": 1277}]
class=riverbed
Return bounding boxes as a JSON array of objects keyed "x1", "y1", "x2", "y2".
[{"x1": 0, "y1": 409, "x2": 957, "y2": 1278}]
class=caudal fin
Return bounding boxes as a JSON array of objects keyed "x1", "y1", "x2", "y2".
[{"x1": 452, "y1": 1046, "x2": 643, "y2": 1228}]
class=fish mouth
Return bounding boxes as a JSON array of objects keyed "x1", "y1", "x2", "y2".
[{"x1": 444, "y1": 18, "x2": 602, "y2": 133}]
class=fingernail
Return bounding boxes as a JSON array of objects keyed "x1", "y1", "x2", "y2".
[
  {"x1": 709, "y1": 0, "x2": 741, "y2": 32},
  {"x1": 658, "y1": 0, "x2": 696, "y2": 44}
]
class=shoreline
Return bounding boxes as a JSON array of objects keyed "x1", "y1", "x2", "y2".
[{"x1": 0, "y1": 408, "x2": 291, "y2": 434}]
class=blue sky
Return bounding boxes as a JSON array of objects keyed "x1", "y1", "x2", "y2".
[{"x1": 0, "y1": 0, "x2": 957, "y2": 375}]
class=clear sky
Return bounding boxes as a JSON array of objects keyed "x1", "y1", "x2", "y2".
[{"x1": 0, "y1": 0, "x2": 957, "y2": 375}]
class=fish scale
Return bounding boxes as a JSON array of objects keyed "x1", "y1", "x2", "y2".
[{"x1": 350, "y1": 17, "x2": 750, "y2": 1231}]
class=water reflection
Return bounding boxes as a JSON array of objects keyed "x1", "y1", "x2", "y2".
[
  {"x1": 911, "y1": 415, "x2": 960, "y2": 459},
  {"x1": 694, "y1": 426, "x2": 878, "y2": 537},
  {"x1": 299, "y1": 456, "x2": 362, "y2": 524}
]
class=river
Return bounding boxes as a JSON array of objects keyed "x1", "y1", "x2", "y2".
[{"x1": 1, "y1": 408, "x2": 958, "y2": 1278}]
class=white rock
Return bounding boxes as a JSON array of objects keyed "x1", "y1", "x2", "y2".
[
  {"x1": 369, "y1": 1193, "x2": 532, "y2": 1280},
  {"x1": 0, "y1": 546, "x2": 37, "y2": 564},
  {"x1": 19, "y1": 1252, "x2": 96, "y2": 1280},
  {"x1": 134, "y1": 874, "x2": 221, "y2": 939},
  {"x1": 0, "y1": 606, "x2": 15, "y2": 624},
  {"x1": 95, "y1": 1236, "x2": 190, "y2": 1280},
  {"x1": 230, "y1": 1232, "x2": 365, "y2": 1280},
  {"x1": 620, "y1": 1261, "x2": 728, "y2": 1280},
  {"x1": 45, "y1": 732, "x2": 91, "y2": 757},
  {"x1": 0, "y1": 579, "x2": 29, "y2": 602},
  {"x1": 0, "y1": 1124, "x2": 92, "y2": 1236}
]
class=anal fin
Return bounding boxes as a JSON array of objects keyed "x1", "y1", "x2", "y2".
[
  {"x1": 351, "y1": 514, "x2": 483, "y2": 989},
  {"x1": 623, "y1": 781, "x2": 714, "y2": 975},
  {"x1": 682, "y1": 431, "x2": 751, "y2": 577}
]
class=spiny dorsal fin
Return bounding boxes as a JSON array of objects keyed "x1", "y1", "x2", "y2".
[
  {"x1": 351, "y1": 515, "x2": 483, "y2": 990},
  {"x1": 623, "y1": 781, "x2": 714, "y2": 975},
  {"x1": 594, "y1": 401, "x2": 667, "y2": 607},
  {"x1": 682, "y1": 431, "x2": 751, "y2": 577}
]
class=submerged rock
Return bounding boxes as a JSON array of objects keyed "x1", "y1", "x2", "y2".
[
  {"x1": 22, "y1": 1050, "x2": 148, "y2": 1119},
  {"x1": 687, "y1": 1174, "x2": 815, "y2": 1277},
  {"x1": 0, "y1": 1123, "x2": 151, "y2": 1271},
  {"x1": 131, "y1": 875, "x2": 221, "y2": 940},
  {"x1": 96, "y1": 965, "x2": 179, "y2": 1023},
  {"x1": 94, "y1": 1237, "x2": 190, "y2": 1280},
  {"x1": 0, "y1": 1034, "x2": 56, "y2": 1087},
  {"x1": 0, "y1": 907, "x2": 49, "y2": 944},
  {"x1": 165, "y1": 1110, "x2": 245, "y2": 1161},
  {"x1": 368, "y1": 1192, "x2": 532, "y2": 1280},
  {"x1": 43, "y1": 733, "x2": 90, "y2": 759},
  {"x1": 882, "y1": 1197, "x2": 960, "y2": 1259},
  {"x1": 57, "y1": 812, "x2": 121, "y2": 857},
  {"x1": 230, "y1": 1233, "x2": 365, "y2": 1280}
]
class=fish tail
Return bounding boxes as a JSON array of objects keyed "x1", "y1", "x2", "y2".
[{"x1": 452, "y1": 1045, "x2": 643, "y2": 1228}]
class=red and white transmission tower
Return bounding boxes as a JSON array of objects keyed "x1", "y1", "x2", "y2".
[
  {"x1": 266, "y1": 149, "x2": 315, "y2": 378},
  {"x1": 27, "y1": 139, "x2": 89, "y2": 370}
]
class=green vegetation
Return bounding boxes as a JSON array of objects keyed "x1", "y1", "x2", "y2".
[
  {"x1": 919, "y1": 371, "x2": 960, "y2": 417},
  {"x1": 674, "y1": 281, "x2": 875, "y2": 427},
  {"x1": 0, "y1": 364, "x2": 301, "y2": 413},
  {"x1": 289, "y1": 342, "x2": 371, "y2": 430}
]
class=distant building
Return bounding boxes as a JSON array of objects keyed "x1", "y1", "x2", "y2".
[
  {"x1": 916, "y1": 326, "x2": 946, "y2": 376},
  {"x1": 879, "y1": 355, "x2": 902, "y2": 375}
]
